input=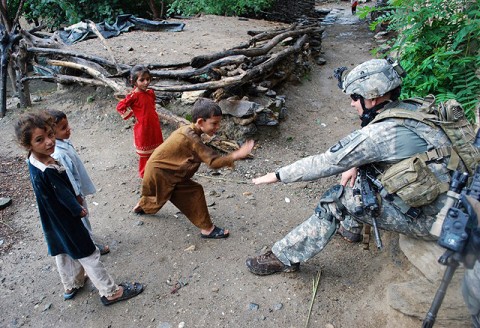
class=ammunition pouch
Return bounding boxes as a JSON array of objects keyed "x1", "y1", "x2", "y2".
[{"x1": 380, "y1": 156, "x2": 449, "y2": 208}]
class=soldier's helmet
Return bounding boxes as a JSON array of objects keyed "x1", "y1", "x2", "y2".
[{"x1": 341, "y1": 58, "x2": 404, "y2": 99}]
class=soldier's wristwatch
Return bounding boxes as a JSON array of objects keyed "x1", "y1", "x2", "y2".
[{"x1": 275, "y1": 170, "x2": 281, "y2": 181}]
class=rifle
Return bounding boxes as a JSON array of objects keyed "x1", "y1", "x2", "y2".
[
  {"x1": 356, "y1": 167, "x2": 383, "y2": 250},
  {"x1": 422, "y1": 130, "x2": 480, "y2": 328}
]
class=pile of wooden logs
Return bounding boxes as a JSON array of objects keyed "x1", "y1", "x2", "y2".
[{"x1": 7, "y1": 21, "x2": 324, "y2": 147}]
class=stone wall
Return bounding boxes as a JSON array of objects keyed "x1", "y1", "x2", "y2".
[{"x1": 261, "y1": 0, "x2": 316, "y2": 23}]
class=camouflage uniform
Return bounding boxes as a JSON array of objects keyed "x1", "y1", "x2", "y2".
[
  {"x1": 271, "y1": 99, "x2": 453, "y2": 266},
  {"x1": 463, "y1": 260, "x2": 480, "y2": 327}
]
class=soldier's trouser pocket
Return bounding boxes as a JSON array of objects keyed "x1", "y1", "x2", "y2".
[{"x1": 380, "y1": 156, "x2": 442, "y2": 208}]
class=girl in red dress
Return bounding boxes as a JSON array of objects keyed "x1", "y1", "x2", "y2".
[{"x1": 117, "y1": 65, "x2": 163, "y2": 178}]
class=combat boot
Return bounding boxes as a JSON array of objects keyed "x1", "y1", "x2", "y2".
[
  {"x1": 246, "y1": 251, "x2": 300, "y2": 275},
  {"x1": 337, "y1": 224, "x2": 362, "y2": 243}
]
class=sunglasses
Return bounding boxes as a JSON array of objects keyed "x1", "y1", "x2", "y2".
[{"x1": 350, "y1": 94, "x2": 362, "y2": 101}]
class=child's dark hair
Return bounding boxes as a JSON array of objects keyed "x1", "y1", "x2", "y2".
[
  {"x1": 46, "y1": 109, "x2": 67, "y2": 124},
  {"x1": 192, "y1": 98, "x2": 222, "y2": 122},
  {"x1": 14, "y1": 111, "x2": 55, "y2": 150},
  {"x1": 130, "y1": 65, "x2": 151, "y2": 87}
]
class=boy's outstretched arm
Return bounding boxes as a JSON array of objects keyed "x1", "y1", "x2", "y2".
[{"x1": 231, "y1": 139, "x2": 254, "y2": 160}]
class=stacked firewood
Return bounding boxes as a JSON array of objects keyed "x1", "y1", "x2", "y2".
[{"x1": 12, "y1": 22, "x2": 324, "y2": 149}]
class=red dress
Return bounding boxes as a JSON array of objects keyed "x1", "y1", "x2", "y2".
[{"x1": 116, "y1": 89, "x2": 163, "y2": 178}]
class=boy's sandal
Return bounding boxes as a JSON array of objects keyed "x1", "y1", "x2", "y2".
[
  {"x1": 100, "y1": 282, "x2": 144, "y2": 306},
  {"x1": 63, "y1": 275, "x2": 89, "y2": 300},
  {"x1": 96, "y1": 244, "x2": 110, "y2": 255},
  {"x1": 132, "y1": 205, "x2": 145, "y2": 215},
  {"x1": 63, "y1": 287, "x2": 80, "y2": 300},
  {"x1": 200, "y1": 226, "x2": 229, "y2": 239}
]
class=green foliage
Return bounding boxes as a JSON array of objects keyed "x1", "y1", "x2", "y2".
[
  {"x1": 362, "y1": 0, "x2": 480, "y2": 121},
  {"x1": 167, "y1": 0, "x2": 273, "y2": 16},
  {"x1": 22, "y1": 0, "x2": 125, "y2": 29}
]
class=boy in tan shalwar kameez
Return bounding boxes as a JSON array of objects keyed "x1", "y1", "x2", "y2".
[{"x1": 133, "y1": 98, "x2": 254, "y2": 239}]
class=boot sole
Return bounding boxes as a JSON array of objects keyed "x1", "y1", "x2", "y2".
[{"x1": 246, "y1": 262, "x2": 299, "y2": 276}]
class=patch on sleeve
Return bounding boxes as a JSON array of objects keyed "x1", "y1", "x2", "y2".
[{"x1": 329, "y1": 130, "x2": 362, "y2": 153}]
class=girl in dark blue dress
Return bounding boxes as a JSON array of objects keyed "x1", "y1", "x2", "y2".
[{"x1": 14, "y1": 112, "x2": 143, "y2": 305}]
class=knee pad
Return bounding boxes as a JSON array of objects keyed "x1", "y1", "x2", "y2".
[{"x1": 314, "y1": 185, "x2": 345, "y2": 222}]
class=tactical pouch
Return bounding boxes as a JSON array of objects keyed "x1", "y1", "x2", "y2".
[{"x1": 380, "y1": 156, "x2": 442, "y2": 208}]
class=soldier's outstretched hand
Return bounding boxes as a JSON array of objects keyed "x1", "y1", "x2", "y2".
[{"x1": 252, "y1": 172, "x2": 278, "y2": 185}]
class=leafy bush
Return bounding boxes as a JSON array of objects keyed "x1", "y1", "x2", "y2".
[
  {"x1": 22, "y1": 0, "x2": 125, "y2": 29},
  {"x1": 167, "y1": 0, "x2": 273, "y2": 16},
  {"x1": 360, "y1": 0, "x2": 480, "y2": 121}
]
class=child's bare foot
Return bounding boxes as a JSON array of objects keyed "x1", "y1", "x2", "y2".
[
  {"x1": 100, "y1": 282, "x2": 144, "y2": 306},
  {"x1": 200, "y1": 226, "x2": 229, "y2": 239}
]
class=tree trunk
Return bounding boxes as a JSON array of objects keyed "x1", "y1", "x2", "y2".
[
  {"x1": 13, "y1": 40, "x2": 31, "y2": 108},
  {"x1": 0, "y1": 50, "x2": 8, "y2": 117},
  {"x1": 148, "y1": 0, "x2": 160, "y2": 20}
]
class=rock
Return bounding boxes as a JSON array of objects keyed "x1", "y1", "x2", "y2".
[
  {"x1": 218, "y1": 116, "x2": 257, "y2": 141},
  {"x1": 387, "y1": 278, "x2": 470, "y2": 326},
  {"x1": 265, "y1": 89, "x2": 277, "y2": 97},
  {"x1": 180, "y1": 90, "x2": 207, "y2": 105},
  {"x1": 0, "y1": 197, "x2": 12, "y2": 210},
  {"x1": 391, "y1": 235, "x2": 470, "y2": 326},
  {"x1": 255, "y1": 110, "x2": 279, "y2": 126},
  {"x1": 272, "y1": 303, "x2": 283, "y2": 311},
  {"x1": 218, "y1": 98, "x2": 260, "y2": 118},
  {"x1": 399, "y1": 235, "x2": 456, "y2": 282},
  {"x1": 315, "y1": 57, "x2": 327, "y2": 65},
  {"x1": 248, "y1": 303, "x2": 259, "y2": 311},
  {"x1": 157, "y1": 323, "x2": 172, "y2": 328},
  {"x1": 184, "y1": 245, "x2": 196, "y2": 252}
]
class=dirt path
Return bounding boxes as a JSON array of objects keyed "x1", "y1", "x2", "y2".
[{"x1": 0, "y1": 3, "x2": 435, "y2": 328}]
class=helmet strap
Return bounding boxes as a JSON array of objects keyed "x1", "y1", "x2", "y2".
[{"x1": 360, "y1": 99, "x2": 390, "y2": 127}]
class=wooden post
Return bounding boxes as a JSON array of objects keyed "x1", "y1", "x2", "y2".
[{"x1": 14, "y1": 40, "x2": 31, "y2": 108}]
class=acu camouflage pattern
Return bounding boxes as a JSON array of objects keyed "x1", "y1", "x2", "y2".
[
  {"x1": 273, "y1": 184, "x2": 439, "y2": 265},
  {"x1": 342, "y1": 59, "x2": 402, "y2": 99},
  {"x1": 272, "y1": 100, "x2": 454, "y2": 266},
  {"x1": 277, "y1": 100, "x2": 452, "y2": 184},
  {"x1": 462, "y1": 261, "x2": 480, "y2": 326}
]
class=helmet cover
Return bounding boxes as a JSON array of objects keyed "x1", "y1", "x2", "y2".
[{"x1": 342, "y1": 59, "x2": 402, "y2": 99}]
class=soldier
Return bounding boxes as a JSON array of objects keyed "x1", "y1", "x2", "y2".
[
  {"x1": 463, "y1": 197, "x2": 480, "y2": 328},
  {"x1": 246, "y1": 58, "x2": 471, "y2": 276},
  {"x1": 463, "y1": 260, "x2": 480, "y2": 328}
]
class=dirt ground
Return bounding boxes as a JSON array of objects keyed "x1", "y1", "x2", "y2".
[{"x1": 0, "y1": 2, "x2": 448, "y2": 328}]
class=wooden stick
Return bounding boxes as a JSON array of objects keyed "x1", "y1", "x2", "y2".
[
  {"x1": 305, "y1": 270, "x2": 322, "y2": 328},
  {"x1": 46, "y1": 59, "x2": 124, "y2": 92},
  {"x1": 28, "y1": 46, "x2": 129, "y2": 70},
  {"x1": 86, "y1": 20, "x2": 122, "y2": 73},
  {"x1": 150, "y1": 33, "x2": 308, "y2": 92},
  {"x1": 190, "y1": 26, "x2": 321, "y2": 67},
  {"x1": 150, "y1": 55, "x2": 247, "y2": 79},
  {"x1": 195, "y1": 174, "x2": 248, "y2": 184}
]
